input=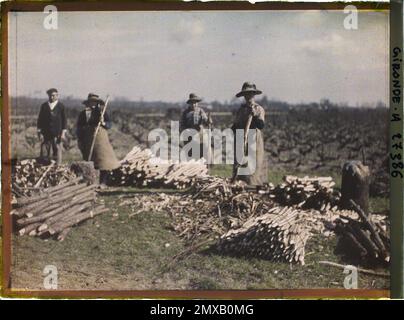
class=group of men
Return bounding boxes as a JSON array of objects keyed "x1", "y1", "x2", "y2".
[
  {"x1": 37, "y1": 90, "x2": 120, "y2": 185},
  {"x1": 36, "y1": 82, "x2": 267, "y2": 186}
]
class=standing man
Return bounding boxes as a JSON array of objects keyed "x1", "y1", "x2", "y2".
[
  {"x1": 232, "y1": 82, "x2": 267, "y2": 185},
  {"x1": 179, "y1": 93, "x2": 212, "y2": 162},
  {"x1": 76, "y1": 93, "x2": 120, "y2": 186},
  {"x1": 37, "y1": 88, "x2": 67, "y2": 165}
]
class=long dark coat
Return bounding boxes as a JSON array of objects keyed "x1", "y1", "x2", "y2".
[{"x1": 37, "y1": 101, "x2": 67, "y2": 138}]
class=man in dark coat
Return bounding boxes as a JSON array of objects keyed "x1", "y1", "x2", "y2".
[
  {"x1": 37, "y1": 88, "x2": 67, "y2": 165},
  {"x1": 76, "y1": 93, "x2": 120, "y2": 186}
]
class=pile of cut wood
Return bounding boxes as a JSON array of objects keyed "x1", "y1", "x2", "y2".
[
  {"x1": 216, "y1": 204, "x2": 373, "y2": 265},
  {"x1": 112, "y1": 146, "x2": 209, "y2": 189},
  {"x1": 12, "y1": 179, "x2": 107, "y2": 241},
  {"x1": 217, "y1": 206, "x2": 312, "y2": 265},
  {"x1": 166, "y1": 175, "x2": 388, "y2": 265},
  {"x1": 334, "y1": 200, "x2": 390, "y2": 265},
  {"x1": 12, "y1": 159, "x2": 77, "y2": 197},
  {"x1": 169, "y1": 178, "x2": 299, "y2": 249},
  {"x1": 270, "y1": 175, "x2": 340, "y2": 211}
]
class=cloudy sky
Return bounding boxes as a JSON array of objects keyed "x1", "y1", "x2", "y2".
[{"x1": 8, "y1": 10, "x2": 388, "y2": 105}]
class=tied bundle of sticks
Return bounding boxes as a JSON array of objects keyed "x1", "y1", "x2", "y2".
[
  {"x1": 334, "y1": 200, "x2": 390, "y2": 264},
  {"x1": 12, "y1": 179, "x2": 108, "y2": 241},
  {"x1": 114, "y1": 145, "x2": 209, "y2": 189},
  {"x1": 271, "y1": 175, "x2": 340, "y2": 211},
  {"x1": 217, "y1": 206, "x2": 312, "y2": 265},
  {"x1": 12, "y1": 159, "x2": 77, "y2": 197}
]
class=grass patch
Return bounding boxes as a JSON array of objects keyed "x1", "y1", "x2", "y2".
[{"x1": 370, "y1": 197, "x2": 389, "y2": 214}]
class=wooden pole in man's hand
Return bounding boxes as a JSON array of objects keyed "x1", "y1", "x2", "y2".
[
  {"x1": 88, "y1": 96, "x2": 110, "y2": 161},
  {"x1": 206, "y1": 112, "x2": 213, "y2": 167}
]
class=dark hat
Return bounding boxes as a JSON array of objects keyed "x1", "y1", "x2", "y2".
[
  {"x1": 235, "y1": 82, "x2": 262, "y2": 98},
  {"x1": 46, "y1": 88, "x2": 58, "y2": 95},
  {"x1": 186, "y1": 93, "x2": 202, "y2": 104},
  {"x1": 82, "y1": 93, "x2": 102, "y2": 105}
]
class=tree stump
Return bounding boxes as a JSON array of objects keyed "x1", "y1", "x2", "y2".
[
  {"x1": 340, "y1": 161, "x2": 370, "y2": 215},
  {"x1": 70, "y1": 161, "x2": 99, "y2": 185}
]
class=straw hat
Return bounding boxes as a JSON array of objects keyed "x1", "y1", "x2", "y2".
[{"x1": 83, "y1": 93, "x2": 102, "y2": 105}]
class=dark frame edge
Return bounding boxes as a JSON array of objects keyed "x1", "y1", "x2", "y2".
[
  {"x1": 0, "y1": 288, "x2": 390, "y2": 300},
  {"x1": 1, "y1": 0, "x2": 12, "y2": 296},
  {"x1": 0, "y1": 1, "x2": 391, "y2": 12},
  {"x1": 390, "y1": 0, "x2": 404, "y2": 300}
]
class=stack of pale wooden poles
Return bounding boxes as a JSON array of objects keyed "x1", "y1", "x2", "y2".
[
  {"x1": 12, "y1": 179, "x2": 107, "y2": 241},
  {"x1": 217, "y1": 206, "x2": 312, "y2": 265},
  {"x1": 335, "y1": 200, "x2": 390, "y2": 264},
  {"x1": 170, "y1": 176, "x2": 333, "y2": 264},
  {"x1": 114, "y1": 146, "x2": 209, "y2": 189}
]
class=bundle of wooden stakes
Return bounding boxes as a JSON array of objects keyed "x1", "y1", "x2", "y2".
[
  {"x1": 12, "y1": 179, "x2": 108, "y2": 241},
  {"x1": 113, "y1": 146, "x2": 209, "y2": 189},
  {"x1": 12, "y1": 159, "x2": 77, "y2": 197},
  {"x1": 172, "y1": 176, "x2": 383, "y2": 265},
  {"x1": 217, "y1": 206, "x2": 313, "y2": 265},
  {"x1": 270, "y1": 175, "x2": 340, "y2": 211}
]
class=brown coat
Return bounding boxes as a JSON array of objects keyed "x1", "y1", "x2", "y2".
[
  {"x1": 232, "y1": 103, "x2": 267, "y2": 185},
  {"x1": 77, "y1": 109, "x2": 120, "y2": 171},
  {"x1": 78, "y1": 126, "x2": 120, "y2": 171}
]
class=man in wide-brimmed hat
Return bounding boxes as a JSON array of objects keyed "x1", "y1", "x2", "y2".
[
  {"x1": 37, "y1": 88, "x2": 67, "y2": 165},
  {"x1": 179, "y1": 93, "x2": 209, "y2": 131},
  {"x1": 76, "y1": 93, "x2": 120, "y2": 185},
  {"x1": 232, "y1": 82, "x2": 267, "y2": 185},
  {"x1": 179, "y1": 93, "x2": 212, "y2": 162}
]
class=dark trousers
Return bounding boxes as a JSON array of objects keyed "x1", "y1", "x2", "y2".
[{"x1": 40, "y1": 135, "x2": 62, "y2": 165}]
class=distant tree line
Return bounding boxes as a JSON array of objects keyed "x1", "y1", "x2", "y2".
[{"x1": 10, "y1": 95, "x2": 387, "y2": 118}]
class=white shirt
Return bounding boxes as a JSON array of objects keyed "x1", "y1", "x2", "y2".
[
  {"x1": 85, "y1": 109, "x2": 92, "y2": 122},
  {"x1": 48, "y1": 100, "x2": 58, "y2": 111}
]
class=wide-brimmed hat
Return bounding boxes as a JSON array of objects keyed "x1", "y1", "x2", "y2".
[
  {"x1": 235, "y1": 82, "x2": 262, "y2": 98},
  {"x1": 82, "y1": 93, "x2": 102, "y2": 105},
  {"x1": 186, "y1": 93, "x2": 202, "y2": 104}
]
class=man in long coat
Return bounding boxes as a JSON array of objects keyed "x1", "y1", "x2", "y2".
[
  {"x1": 179, "y1": 93, "x2": 213, "y2": 162},
  {"x1": 76, "y1": 93, "x2": 120, "y2": 185},
  {"x1": 232, "y1": 82, "x2": 267, "y2": 185},
  {"x1": 37, "y1": 88, "x2": 67, "y2": 165}
]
